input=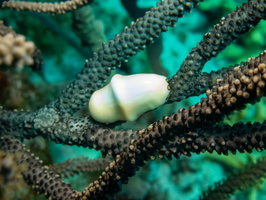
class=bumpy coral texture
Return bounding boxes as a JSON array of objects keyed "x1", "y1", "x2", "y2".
[
  {"x1": 2, "y1": 0, "x2": 94, "y2": 14},
  {"x1": 1, "y1": 0, "x2": 266, "y2": 200}
]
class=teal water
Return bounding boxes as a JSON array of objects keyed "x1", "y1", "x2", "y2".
[{"x1": 1, "y1": 0, "x2": 266, "y2": 199}]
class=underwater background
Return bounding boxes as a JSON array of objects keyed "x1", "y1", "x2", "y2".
[{"x1": 1, "y1": 0, "x2": 266, "y2": 199}]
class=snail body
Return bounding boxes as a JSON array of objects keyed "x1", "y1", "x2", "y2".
[{"x1": 88, "y1": 74, "x2": 169, "y2": 123}]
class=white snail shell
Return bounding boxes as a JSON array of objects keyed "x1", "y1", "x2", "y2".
[{"x1": 88, "y1": 74, "x2": 169, "y2": 123}]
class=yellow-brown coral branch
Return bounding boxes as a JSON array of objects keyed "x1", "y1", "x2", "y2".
[{"x1": 2, "y1": 0, "x2": 94, "y2": 14}]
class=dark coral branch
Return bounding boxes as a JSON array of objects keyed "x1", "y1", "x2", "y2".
[
  {"x1": 1, "y1": 0, "x2": 266, "y2": 199},
  {"x1": 168, "y1": 0, "x2": 266, "y2": 102},
  {"x1": 0, "y1": 0, "x2": 203, "y2": 157},
  {"x1": 50, "y1": 157, "x2": 110, "y2": 178},
  {"x1": 1, "y1": 49, "x2": 266, "y2": 158},
  {"x1": 82, "y1": 51, "x2": 266, "y2": 199},
  {"x1": 161, "y1": 120, "x2": 266, "y2": 159},
  {"x1": 52, "y1": 0, "x2": 201, "y2": 116},
  {"x1": 0, "y1": 107, "x2": 137, "y2": 157},
  {"x1": 2, "y1": 118, "x2": 266, "y2": 199},
  {"x1": 0, "y1": 136, "x2": 78, "y2": 200}
]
